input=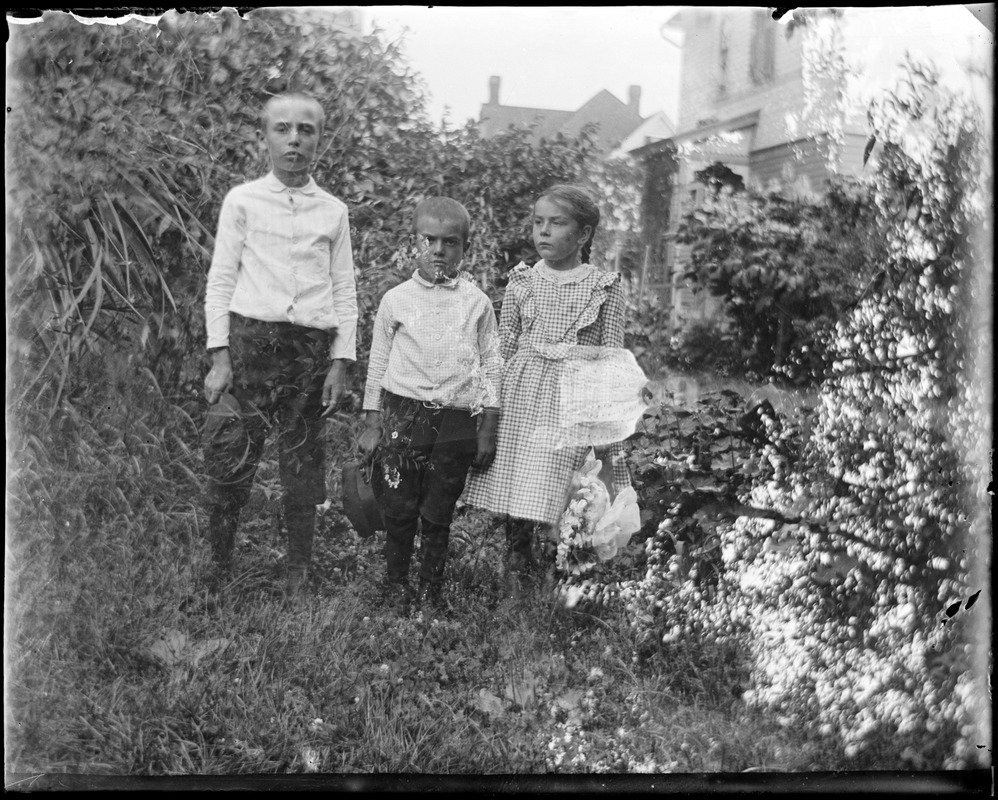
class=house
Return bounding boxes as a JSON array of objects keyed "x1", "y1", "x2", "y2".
[
  {"x1": 478, "y1": 75, "x2": 672, "y2": 155},
  {"x1": 632, "y1": 7, "x2": 872, "y2": 329},
  {"x1": 609, "y1": 111, "x2": 676, "y2": 160},
  {"x1": 478, "y1": 75, "x2": 676, "y2": 276},
  {"x1": 478, "y1": 76, "x2": 676, "y2": 275}
]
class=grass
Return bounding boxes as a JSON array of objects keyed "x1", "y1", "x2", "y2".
[
  {"x1": 2, "y1": 375, "x2": 842, "y2": 778},
  {"x1": 5, "y1": 492, "x2": 817, "y2": 777}
]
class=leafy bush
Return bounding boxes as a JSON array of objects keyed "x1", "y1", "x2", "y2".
[
  {"x1": 668, "y1": 318, "x2": 746, "y2": 376},
  {"x1": 622, "y1": 294, "x2": 674, "y2": 378},
  {"x1": 624, "y1": 297, "x2": 750, "y2": 380},
  {"x1": 675, "y1": 176, "x2": 883, "y2": 380},
  {"x1": 6, "y1": 10, "x2": 600, "y2": 420}
]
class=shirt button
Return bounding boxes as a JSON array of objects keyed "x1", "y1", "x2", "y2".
[
  {"x1": 435, "y1": 334, "x2": 442, "y2": 340},
  {"x1": 435, "y1": 360, "x2": 441, "y2": 366}
]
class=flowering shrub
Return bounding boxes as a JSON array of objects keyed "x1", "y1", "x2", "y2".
[
  {"x1": 612, "y1": 60, "x2": 991, "y2": 770},
  {"x1": 616, "y1": 385, "x2": 803, "y2": 665},
  {"x1": 728, "y1": 61, "x2": 991, "y2": 769}
]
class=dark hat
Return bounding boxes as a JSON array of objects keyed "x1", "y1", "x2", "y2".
[
  {"x1": 203, "y1": 392, "x2": 242, "y2": 442},
  {"x1": 342, "y1": 460, "x2": 384, "y2": 539}
]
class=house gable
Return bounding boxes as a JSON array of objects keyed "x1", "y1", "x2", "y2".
[
  {"x1": 557, "y1": 89, "x2": 644, "y2": 150},
  {"x1": 477, "y1": 77, "x2": 647, "y2": 152}
]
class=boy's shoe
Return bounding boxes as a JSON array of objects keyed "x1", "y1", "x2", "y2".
[
  {"x1": 286, "y1": 568, "x2": 309, "y2": 601},
  {"x1": 378, "y1": 578, "x2": 414, "y2": 614},
  {"x1": 505, "y1": 570, "x2": 533, "y2": 601},
  {"x1": 505, "y1": 547, "x2": 536, "y2": 599},
  {"x1": 508, "y1": 552, "x2": 534, "y2": 574},
  {"x1": 203, "y1": 559, "x2": 232, "y2": 595},
  {"x1": 415, "y1": 582, "x2": 450, "y2": 615}
]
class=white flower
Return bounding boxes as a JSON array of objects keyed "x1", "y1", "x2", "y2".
[
  {"x1": 561, "y1": 585, "x2": 586, "y2": 609},
  {"x1": 384, "y1": 465, "x2": 401, "y2": 489},
  {"x1": 300, "y1": 746, "x2": 321, "y2": 773}
]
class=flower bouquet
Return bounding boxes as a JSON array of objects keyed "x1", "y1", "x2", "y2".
[{"x1": 556, "y1": 450, "x2": 642, "y2": 575}]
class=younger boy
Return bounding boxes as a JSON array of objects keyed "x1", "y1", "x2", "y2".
[
  {"x1": 358, "y1": 197, "x2": 501, "y2": 611},
  {"x1": 203, "y1": 92, "x2": 358, "y2": 597}
]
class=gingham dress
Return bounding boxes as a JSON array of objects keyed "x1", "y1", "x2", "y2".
[{"x1": 462, "y1": 261, "x2": 631, "y2": 525}]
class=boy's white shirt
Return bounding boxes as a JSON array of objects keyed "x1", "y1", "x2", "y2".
[
  {"x1": 204, "y1": 171, "x2": 358, "y2": 360},
  {"x1": 362, "y1": 271, "x2": 501, "y2": 414}
]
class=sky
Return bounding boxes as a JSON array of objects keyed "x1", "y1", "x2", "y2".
[
  {"x1": 363, "y1": 6, "x2": 684, "y2": 127},
  {"x1": 8, "y1": 5, "x2": 990, "y2": 132},
  {"x1": 361, "y1": 5, "x2": 993, "y2": 131}
]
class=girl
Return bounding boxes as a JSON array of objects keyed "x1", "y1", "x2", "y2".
[{"x1": 463, "y1": 184, "x2": 632, "y2": 578}]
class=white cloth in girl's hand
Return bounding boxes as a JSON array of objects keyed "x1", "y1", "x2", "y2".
[{"x1": 556, "y1": 346, "x2": 650, "y2": 447}]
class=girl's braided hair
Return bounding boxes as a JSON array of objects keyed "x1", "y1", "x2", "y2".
[{"x1": 537, "y1": 184, "x2": 600, "y2": 264}]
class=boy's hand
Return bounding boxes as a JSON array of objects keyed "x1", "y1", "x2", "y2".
[
  {"x1": 358, "y1": 411, "x2": 382, "y2": 463},
  {"x1": 358, "y1": 427, "x2": 381, "y2": 460},
  {"x1": 473, "y1": 409, "x2": 499, "y2": 470},
  {"x1": 321, "y1": 360, "x2": 348, "y2": 417},
  {"x1": 205, "y1": 349, "x2": 233, "y2": 404}
]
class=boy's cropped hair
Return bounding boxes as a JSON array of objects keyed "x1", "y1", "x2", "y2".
[
  {"x1": 413, "y1": 196, "x2": 471, "y2": 244},
  {"x1": 260, "y1": 92, "x2": 325, "y2": 129}
]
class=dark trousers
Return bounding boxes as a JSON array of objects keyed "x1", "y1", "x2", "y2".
[
  {"x1": 372, "y1": 391, "x2": 477, "y2": 589},
  {"x1": 203, "y1": 314, "x2": 332, "y2": 572}
]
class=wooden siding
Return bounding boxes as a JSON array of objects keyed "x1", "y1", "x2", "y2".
[
  {"x1": 750, "y1": 137, "x2": 832, "y2": 192},
  {"x1": 750, "y1": 131, "x2": 872, "y2": 191}
]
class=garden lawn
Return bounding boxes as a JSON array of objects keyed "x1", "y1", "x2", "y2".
[{"x1": 5, "y1": 380, "x2": 832, "y2": 777}]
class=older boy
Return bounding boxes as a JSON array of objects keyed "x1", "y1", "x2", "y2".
[
  {"x1": 359, "y1": 197, "x2": 501, "y2": 612},
  {"x1": 203, "y1": 92, "x2": 358, "y2": 597}
]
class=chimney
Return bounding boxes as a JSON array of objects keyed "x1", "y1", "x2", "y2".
[
  {"x1": 628, "y1": 85, "x2": 641, "y2": 115},
  {"x1": 489, "y1": 75, "x2": 500, "y2": 105}
]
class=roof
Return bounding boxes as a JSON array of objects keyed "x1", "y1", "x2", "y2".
[
  {"x1": 558, "y1": 90, "x2": 644, "y2": 150},
  {"x1": 478, "y1": 88, "x2": 645, "y2": 152},
  {"x1": 629, "y1": 110, "x2": 761, "y2": 158},
  {"x1": 478, "y1": 103, "x2": 573, "y2": 141},
  {"x1": 610, "y1": 111, "x2": 677, "y2": 158}
]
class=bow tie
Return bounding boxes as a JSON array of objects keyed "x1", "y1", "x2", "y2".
[{"x1": 413, "y1": 269, "x2": 462, "y2": 289}]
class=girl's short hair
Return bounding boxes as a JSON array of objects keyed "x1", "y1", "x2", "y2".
[{"x1": 536, "y1": 184, "x2": 600, "y2": 263}]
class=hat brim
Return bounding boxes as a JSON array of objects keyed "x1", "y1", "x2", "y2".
[
  {"x1": 203, "y1": 392, "x2": 242, "y2": 441},
  {"x1": 342, "y1": 461, "x2": 384, "y2": 538}
]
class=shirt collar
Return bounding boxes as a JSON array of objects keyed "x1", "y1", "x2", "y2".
[
  {"x1": 412, "y1": 268, "x2": 466, "y2": 290},
  {"x1": 535, "y1": 260, "x2": 593, "y2": 285},
  {"x1": 263, "y1": 171, "x2": 318, "y2": 195}
]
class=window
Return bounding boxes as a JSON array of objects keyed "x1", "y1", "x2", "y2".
[
  {"x1": 717, "y1": 18, "x2": 730, "y2": 96},
  {"x1": 749, "y1": 9, "x2": 776, "y2": 84}
]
